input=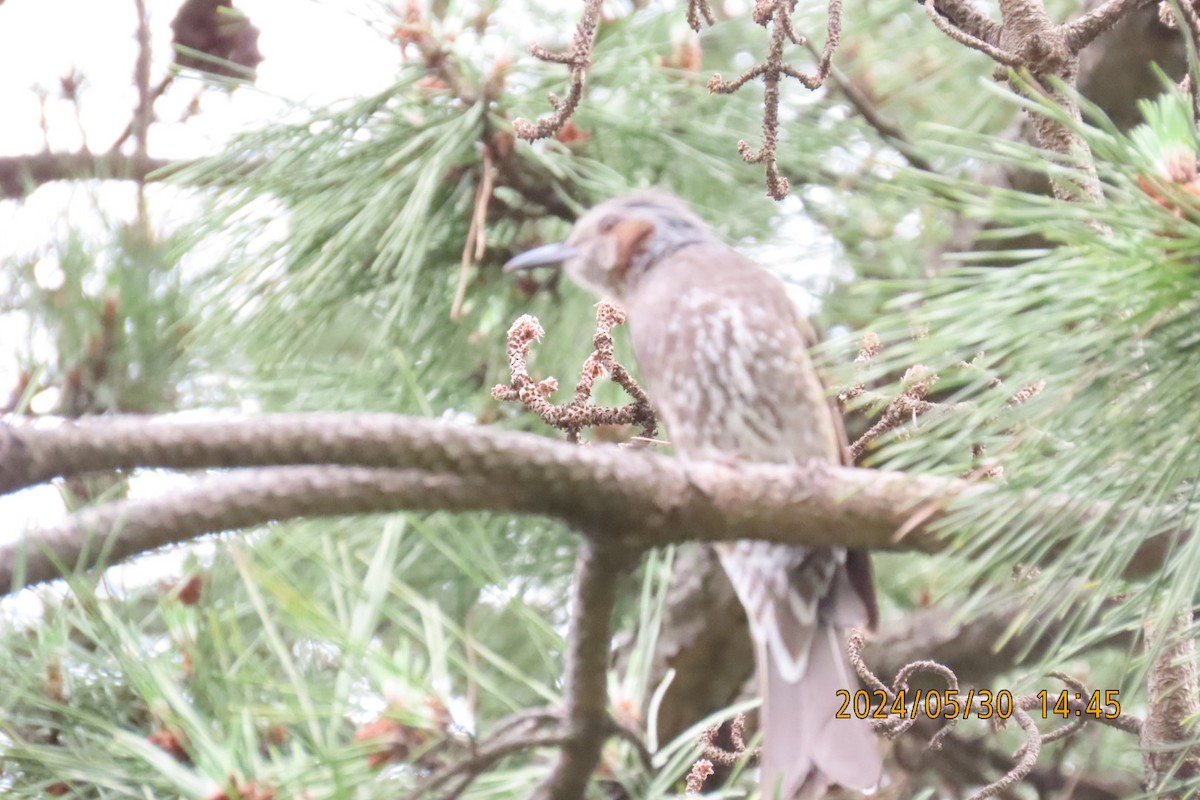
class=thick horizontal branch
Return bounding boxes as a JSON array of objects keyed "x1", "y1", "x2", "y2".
[
  {"x1": 0, "y1": 414, "x2": 955, "y2": 553},
  {"x1": 1, "y1": 466, "x2": 514, "y2": 591},
  {"x1": 0, "y1": 413, "x2": 1180, "y2": 593},
  {"x1": 0, "y1": 151, "x2": 171, "y2": 199}
]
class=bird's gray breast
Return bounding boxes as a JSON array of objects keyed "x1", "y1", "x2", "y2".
[{"x1": 625, "y1": 249, "x2": 837, "y2": 465}]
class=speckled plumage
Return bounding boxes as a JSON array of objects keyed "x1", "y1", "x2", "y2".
[{"x1": 535, "y1": 190, "x2": 882, "y2": 799}]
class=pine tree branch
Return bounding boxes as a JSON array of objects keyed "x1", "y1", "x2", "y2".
[
  {"x1": 0, "y1": 466, "x2": 512, "y2": 591},
  {"x1": 0, "y1": 413, "x2": 955, "y2": 592},
  {"x1": 922, "y1": 0, "x2": 1020, "y2": 64},
  {"x1": 1064, "y1": 0, "x2": 1158, "y2": 50},
  {"x1": 406, "y1": 731, "x2": 568, "y2": 799},
  {"x1": 911, "y1": 0, "x2": 1157, "y2": 202},
  {"x1": 0, "y1": 152, "x2": 170, "y2": 200},
  {"x1": 1141, "y1": 613, "x2": 1200, "y2": 792},
  {"x1": 106, "y1": 76, "x2": 173, "y2": 156},
  {"x1": 534, "y1": 543, "x2": 634, "y2": 800},
  {"x1": 921, "y1": 0, "x2": 1005, "y2": 42},
  {"x1": 511, "y1": 0, "x2": 602, "y2": 141},
  {"x1": 707, "y1": 0, "x2": 844, "y2": 198},
  {"x1": 0, "y1": 412, "x2": 1187, "y2": 594}
]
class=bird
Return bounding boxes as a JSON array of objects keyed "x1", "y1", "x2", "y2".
[{"x1": 505, "y1": 189, "x2": 882, "y2": 799}]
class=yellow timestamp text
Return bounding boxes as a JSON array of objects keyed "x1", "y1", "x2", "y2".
[
  {"x1": 1036, "y1": 689, "x2": 1121, "y2": 719},
  {"x1": 835, "y1": 689, "x2": 1015, "y2": 721}
]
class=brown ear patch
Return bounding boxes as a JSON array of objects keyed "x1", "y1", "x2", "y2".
[{"x1": 611, "y1": 218, "x2": 656, "y2": 279}]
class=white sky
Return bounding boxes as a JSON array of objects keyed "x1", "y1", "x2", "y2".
[
  {"x1": 0, "y1": 0, "x2": 402, "y2": 153},
  {"x1": 0, "y1": 0, "x2": 404, "y2": 252}
]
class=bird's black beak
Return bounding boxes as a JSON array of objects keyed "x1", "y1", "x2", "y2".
[{"x1": 503, "y1": 243, "x2": 579, "y2": 272}]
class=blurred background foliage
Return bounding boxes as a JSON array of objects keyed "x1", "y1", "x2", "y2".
[{"x1": 1, "y1": 0, "x2": 1196, "y2": 795}]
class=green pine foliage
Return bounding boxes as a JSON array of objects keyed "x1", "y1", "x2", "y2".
[
  {"x1": 9, "y1": 224, "x2": 191, "y2": 415},
  {"x1": 5, "y1": 0, "x2": 1196, "y2": 796},
  {"x1": 835, "y1": 85, "x2": 1200, "y2": 729}
]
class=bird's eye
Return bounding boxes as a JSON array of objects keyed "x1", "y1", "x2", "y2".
[{"x1": 598, "y1": 215, "x2": 620, "y2": 233}]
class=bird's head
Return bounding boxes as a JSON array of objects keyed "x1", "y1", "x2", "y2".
[{"x1": 504, "y1": 190, "x2": 716, "y2": 300}]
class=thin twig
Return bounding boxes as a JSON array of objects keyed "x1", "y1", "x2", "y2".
[
  {"x1": 1167, "y1": 0, "x2": 1200, "y2": 122},
  {"x1": 450, "y1": 146, "x2": 495, "y2": 320},
  {"x1": 607, "y1": 717, "x2": 655, "y2": 771},
  {"x1": 686, "y1": 0, "x2": 716, "y2": 31},
  {"x1": 485, "y1": 709, "x2": 561, "y2": 741},
  {"x1": 848, "y1": 364, "x2": 941, "y2": 461},
  {"x1": 699, "y1": 712, "x2": 757, "y2": 767},
  {"x1": 838, "y1": 334, "x2": 1043, "y2": 464},
  {"x1": 512, "y1": 0, "x2": 603, "y2": 140},
  {"x1": 688, "y1": 714, "x2": 757, "y2": 791},
  {"x1": 965, "y1": 706, "x2": 1042, "y2": 800},
  {"x1": 133, "y1": 0, "x2": 153, "y2": 229},
  {"x1": 107, "y1": 76, "x2": 173, "y2": 156},
  {"x1": 406, "y1": 732, "x2": 568, "y2": 799},
  {"x1": 709, "y1": 0, "x2": 843, "y2": 198},
  {"x1": 913, "y1": 0, "x2": 1150, "y2": 202},
  {"x1": 815, "y1": 57, "x2": 937, "y2": 173},
  {"x1": 921, "y1": 0, "x2": 1020, "y2": 65}
]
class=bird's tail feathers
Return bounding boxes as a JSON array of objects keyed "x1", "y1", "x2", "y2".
[{"x1": 759, "y1": 623, "x2": 883, "y2": 800}]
